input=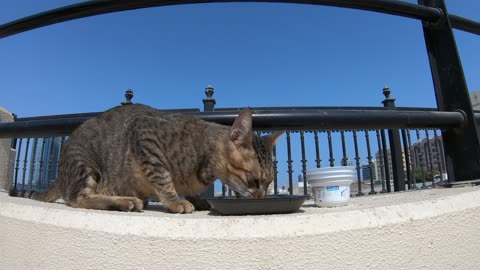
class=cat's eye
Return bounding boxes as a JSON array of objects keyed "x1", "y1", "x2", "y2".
[{"x1": 253, "y1": 179, "x2": 261, "y2": 189}]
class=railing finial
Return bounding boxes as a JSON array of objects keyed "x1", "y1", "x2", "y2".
[
  {"x1": 205, "y1": 85, "x2": 214, "y2": 99},
  {"x1": 121, "y1": 89, "x2": 133, "y2": 105},
  {"x1": 203, "y1": 85, "x2": 216, "y2": 112},
  {"x1": 383, "y1": 85, "x2": 391, "y2": 100}
]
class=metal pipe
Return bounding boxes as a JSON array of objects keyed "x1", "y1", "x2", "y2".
[
  {"x1": 0, "y1": 109, "x2": 466, "y2": 138},
  {"x1": 195, "y1": 109, "x2": 466, "y2": 130},
  {"x1": 449, "y1": 14, "x2": 480, "y2": 35},
  {"x1": 3, "y1": 0, "x2": 469, "y2": 39}
]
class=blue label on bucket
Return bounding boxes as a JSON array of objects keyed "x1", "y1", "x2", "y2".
[{"x1": 326, "y1": 186, "x2": 339, "y2": 191}]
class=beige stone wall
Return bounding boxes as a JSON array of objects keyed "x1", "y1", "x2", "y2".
[{"x1": 0, "y1": 107, "x2": 14, "y2": 191}]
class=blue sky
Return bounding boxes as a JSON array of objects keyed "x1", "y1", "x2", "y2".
[
  {"x1": 1, "y1": 1, "x2": 479, "y2": 117},
  {"x1": 1, "y1": 1, "x2": 479, "y2": 191}
]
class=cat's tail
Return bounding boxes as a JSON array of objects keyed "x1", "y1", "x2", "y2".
[{"x1": 30, "y1": 180, "x2": 62, "y2": 202}]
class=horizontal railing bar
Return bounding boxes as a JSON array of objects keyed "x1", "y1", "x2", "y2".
[
  {"x1": 191, "y1": 109, "x2": 465, "y2": 131},
  {"x1": 449, "y1": 14, "x2": 480, "y2": 35},
  {"x1": 14, "y1": 106, "x2": 439, "y2": 122},
  {"x1": 16, "y1": 112, "x2": 101, "y2": 121},
  {"x1": 214, "y1": 106, "x2": 440, "y2": 112},
  {"x1": 0, "y1": 117, "x2": 92, "y2": 138},
  {"x1": 14, "y1": 108, "x2": 200, "y2": 122},
  {"x1": 0, "y1": 109, "x2": 466, "y2": 138},
  {"x1": 3, "y1": 0, "x2": 469, "y2": 39}
]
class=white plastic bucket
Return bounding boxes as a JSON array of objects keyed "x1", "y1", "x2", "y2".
[
  {"x1": 306, "y1": 167, "x2": 355, "y2": 174},
  {"x1": 307, "y1": 170, "x2": 357, "y2": 179},
  {"x1": 307, "y1": 167, "x2": 356, "y2": 207}
]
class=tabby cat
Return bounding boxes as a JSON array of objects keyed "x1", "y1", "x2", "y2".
[{"x1": 31, "y1": 104, "x2": 283, "y2": 213}]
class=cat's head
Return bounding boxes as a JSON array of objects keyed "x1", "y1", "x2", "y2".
[{"x1": 222, "y1": 108, "x2": 284, "y2": 199}]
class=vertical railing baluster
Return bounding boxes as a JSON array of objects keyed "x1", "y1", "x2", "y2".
[
  {"x1": 47, "y1": 137, "x2": 55, "y2": 188},
  {"x1": 353, "y1": 130, "x2": 364, "y2": 196},
  {"x1": 376, "y1": 130, "x2": 387, "y2": 193},
  {"x1": 314, "y1": 131, "x2": 321, "y2": 168},
  {"x1": 222, "y1": 183, "x2": 226, "y2": 197},
  {"x1": 60, "y1": 136, "x2": 66, "y2": 148},
  {"x1": 425, "y1": 129, "x2": 434, "y2": 187},
  {"x1": 415, "y1": 130, "x2": 427, "y2": 189},
  {"x1": 382, "y1": 87, "x2": 405, "y2": 191},
  {"x1": 300, "y1": 131, "x2": 308, "y2": 195},
  {"x1": 38, "y1": 138, "x2": 47, "y2": 190},
  {"x1": 7, "y1": 139, "x2": 16, "y2": 196},
  {"x1": 365, "y1": 130, "x2": 376, "y2": 195},
  {"x1": 273, "y1": 145, "x2": 278, "y2": 195},
  {"x1": 381, "y1": 129, "x2": 392, "y2": 192},
  {"x1": 13, "y1": 138, "x2": 23, "y2": 196},
  {"x1": 407, "y1": 130, "x2": 418, "y2": 189},
  {"x1": 286, "y1": 131, "x2": 293, "y2": 195},
  {"x1": 433, "y1": 129, "x2": 444, "y2": 183},
  {"x1": 57, "y1": 136, "x2": 66, "y2": 182},
  {"x1": 202, "y1": 86, "x2": 215, "y2": 198},
  {"x1": 423, "y1": 141, "x2": 430, "y2": 176},
  {"x1": 28, "y1": 138, "x2": 39, "y2": 195},
  {"x1": 423, "y1": 140, "x2": 431, "y2": 181},
  {"x1": 223, "y1": 123, "x2": 230, "y2": 197},
  {"x1": 341, "y1": 130, "x2": 348, "y2": 166},
  {"x1": 401, "y1": 129, "x2": 413, "y2": 190},
  {"x1": 20, "y1": 138, "x2": 31, "y2": 197},
  {"x1": 327, "y1": 131, "x2": 334, "y2": 167}
]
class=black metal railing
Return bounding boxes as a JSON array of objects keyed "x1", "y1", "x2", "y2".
[
  {"x1": 0, "y1": 107, "x2": 465, "y2": 138},
  {"x1": 7, "y1": 127, "x2": 449, "y2": 198},
  {"x1": 0, "y1": 0, "x2": 480, "y2": 195},
  {"x1": 3, "y1": 88, "x2": 450, "y2": 198},
  {"x1": 1, "y1": 0, "x2": 480, "y2": 39}
]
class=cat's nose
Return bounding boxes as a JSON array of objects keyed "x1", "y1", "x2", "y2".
[{"x1": 257, "y1": 189, "x2": 266, "y2": 199}]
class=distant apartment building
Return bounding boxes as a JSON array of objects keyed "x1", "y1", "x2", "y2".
[
  {"x1": 409, "y1": 136, "x2": 446, "y2": 174},
  {"x1": 470, "y1": 89, "x2": 480, "y2": 110},
  {"x1": 293, "y1": 175, "x2": 311, "y2": 196},
  {"x1": 374, "y1": 149, "x2": 406, "y2": 181},
  {"x1": 367, "y1": 90, "x2": 475, "y2": 182},
  {"x1": 361, "y1": 163, "x2": 377, "y2": 182},
  {"x1": 373, "y1": 134, "x2": 446, "y2": 181}
]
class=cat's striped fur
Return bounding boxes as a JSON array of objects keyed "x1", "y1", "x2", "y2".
[{"x1": 31, "y1": 104, "x2": 283, "y2": 213}]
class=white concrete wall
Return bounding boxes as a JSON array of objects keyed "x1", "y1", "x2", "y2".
[{"x1": 1, "y1": 186, "x2": 480, "y2": 270}]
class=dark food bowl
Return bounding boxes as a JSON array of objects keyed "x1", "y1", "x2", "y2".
[{"x1": 207, "y1": 195, "x2": 307, "y2": 215}]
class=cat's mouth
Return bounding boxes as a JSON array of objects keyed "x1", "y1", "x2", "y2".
[
  {"x1": 224, "y1": 182, "x2": 266, "y2": 199},
  {"x1": 224, "y1": 182, "x2": 255, "y2": 199}
]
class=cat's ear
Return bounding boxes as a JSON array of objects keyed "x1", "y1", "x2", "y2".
[
  {"x1": 230, "y1": 108, "x2": 253, "y2": 148},
  {"x1": 262, "y1": 131, "x2": 285, "y2": 149}
]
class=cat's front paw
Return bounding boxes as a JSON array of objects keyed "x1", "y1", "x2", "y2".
[
  {"x1": 165, "y1": 199, "x2": 194, "y2": 214},
  {"x1": 117, "y1": 197, "x2": 144, "y2": 212},
  {"x1": 129, "y1": 197, "x2": 144, "y2": 211}
]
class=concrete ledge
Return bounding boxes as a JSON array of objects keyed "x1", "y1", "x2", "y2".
[{"x1": 1, "y1": 186, "x2": 480, "y2": 269}]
